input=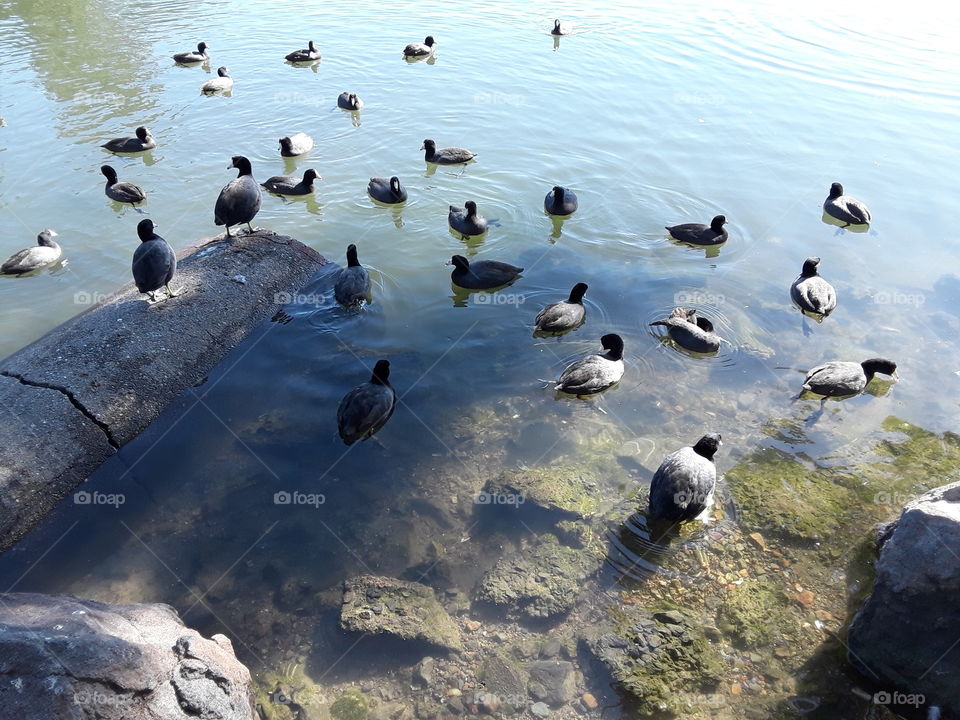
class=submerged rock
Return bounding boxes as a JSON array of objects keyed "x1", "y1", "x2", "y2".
[
  {"x1": 340, "y1": 575, "x2": 463, "y2": 652},
  {"x1": 482, "y1": 466, "x2": 601, "y2": 517},
  {"x1": 580, "y1": 607, "x2": 723, "y2": 716},
  {"x1": 478, "y1": 652, "x2": 527, "y2": 709},
  {"x1": 526, "y1": 660, "x2": 576, "y2": 706},
  {"x1": 717, "y1": 577, "x2": 793, "y2": 649},
  {"x1": 848, "y1": 480, "x2": 960, "y2": 712},
  {"x1": 0, "y1": 593, "x2": 254, "y2": 720},
  {"x1": 475, "y1": 534, "x2": 600, "y2": 619}
]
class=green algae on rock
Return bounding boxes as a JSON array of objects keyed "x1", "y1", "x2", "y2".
[
  {"x1": 718, "y1": 577, "x2": 793, "y2": 649},
  {"x1": 340, "y1": 575, "x2": 463, "y2": 652},
  {"x1": 482, "y1": 466, "x2": 602, "y2": 517},
  {"x1": 330, "y1": 689, "x2": 370, "y2": 720},
  {"x1": 475, "y1": 533, "x2": 600, "y2": 619},
  {"x1": 580, "y1": 607, "x2": 723, "y2": 716}
]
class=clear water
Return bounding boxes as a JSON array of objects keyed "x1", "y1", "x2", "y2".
[{"x1": 1, "y1": 0, "x2": 959, "y2": 716}]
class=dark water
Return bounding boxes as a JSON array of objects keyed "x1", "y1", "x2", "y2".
[{"x1": 1, "y1": 0, "x2": 959, "y2": 717}]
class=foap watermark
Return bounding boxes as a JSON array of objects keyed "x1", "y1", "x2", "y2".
[
  {"x1": 873, "y1": 690, "x2": 925, "y2": 708},
  {"x1": 674, "y1": 290, "x2": 725, "y2": 306},
  {"x1": 873, "y1": 491, "x2": 920, "y2": 506},
  {"x1": 472, "y1": 292, "x2": 526, "y2": 307},
  {"x1": 672, "y1": 91, "x2": 725, "y2": 106},
  {"x1": 474, "y1": 491, "x2": 525, "y2": 506},
  {"x1": 74, "y1": 490, "x2": 125, "y2": 508},
  {"x1": 472, "y1": 91, "x2": 526, "y2": 106},
  {"x1": 873, "y1": 291, "x2": 925, "y2": 307},
  {"x1": 74, "y1": 291, "x2": 110, "y2": 306},
  {"x1": 274, "y1": 490, "x2": 325, "y2": 508},
  {"x1": 674, "y1": 490, "x2": 711, "y2": 507},
  {"x1": 470, "y1": 691, "x2": 527, "y2": 710},
  {"x1": 272, "y1": 91, "x2": 323, "y2": 107},
  {"x1": 274, "y1": 291, "x2": 326, "y2": 307},
  {"x1": 73, "y1": 691, "x2": 134, "y2": 708}
]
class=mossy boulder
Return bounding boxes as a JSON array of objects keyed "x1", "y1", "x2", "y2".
[
  {"x1": 340, "y1": 575, "x2": 462, "y2": 652},
  {"x1": 726, "y1": 447, "x2": 854, "y2": 542},
  {"x1": 483, "y1": 466, "x2": 601, "y2": 517},
  {"x1": 580, "y1": 607, "x2": 723, "y2": 716},
  {"x1": 330, "y1": 690, "x2": 369, "y2": 720},
  {"x1": 475, "y1": 534, "x2": 599, "y2": 619},
  {"x1": 717, "y1": 577, "x2": 792, "y2": 649}
]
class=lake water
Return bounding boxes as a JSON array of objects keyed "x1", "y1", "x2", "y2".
[{"x1": 1, "y1": 0, "x2": 959, "y2": 717}]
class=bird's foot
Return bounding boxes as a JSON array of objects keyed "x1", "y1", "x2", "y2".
[{"x1": 166, "y1": 284, "x2": 183, "y2": 298}]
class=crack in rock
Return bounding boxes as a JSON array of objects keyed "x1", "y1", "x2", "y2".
[{"x1": 1, "y1": 370, "x2": 120, "y2": 449}]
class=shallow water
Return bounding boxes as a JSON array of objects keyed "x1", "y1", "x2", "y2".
[{"x1": 1, "y1": 0, "x2": 959, "y2": 717}]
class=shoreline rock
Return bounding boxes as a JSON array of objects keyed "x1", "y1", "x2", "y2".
[
  {"x1": 0, "y1": 592, "x2": 255, "y2": 719},
  {"x1": 0, "y1": 230, "x2": 327, "y2": 553}
]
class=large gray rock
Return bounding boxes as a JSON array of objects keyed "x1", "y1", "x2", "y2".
[
  {"x1": 0, "y1": 230, "x2": 327, "y2": 553},
  {"x1": 0, "y1": 593, "x2": 255, "y2": 719},
  {"x1": 848, "y1": 481, "x2": 960, "y2": 711}
]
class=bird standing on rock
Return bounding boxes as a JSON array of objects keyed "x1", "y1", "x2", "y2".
[
  {"x1": 215, "y1": 156, "x2": 261, "y2": 237},
  {"x1": 132, "y1": 219, "x2": 178, "y2": 302}
]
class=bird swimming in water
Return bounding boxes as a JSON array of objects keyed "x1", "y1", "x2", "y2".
[
  {"x1": 800, "y1": 358, "x2": 897, "y2": 405},
  {"x1": 421, "y1": 139, "x2": 476, "y2": 165},
  {"x1": 650, "y1": 307, "x2": 723, "y2": 353},
  {"x1": 101, "y1": 165, "x2": 146, "y2": 206},
  {"x1": 534, "y1": 282, "x2": 588, "y2": 335},
  {"x1": 285, "y1": 40, "x2": 320, "y2": 62},
  {"x1": 201, "y1": 67, "x2": 233, "y2": 94},
  {"x1": 367, "y1": 177, "x2": 407, "y2": 204},
  {"x1": 102, "y1": 126, "x2": 156, "y2": 154},
  {"x1": 554, "y1": 333, "x2": 624, "y2": 397},
  {"x1": 215, "y1": 156, "x2": 261, "y2": 237},
  {"x1": 648, "y1": 433, "x2": 722, "y2": 521},
  {"x1": 337, "y1": 92, "x2": 363, "y2": 110},
  {"x1": 132, "y1": 219, "x2": 177, "y2": 302},
  {"x1": 334, "y1": 244, "x2": 371, "y2": 306},
  {"x1": 403, "y1": 36, "x2": 436, "y2": 57},
  {"x1": 448, "y1": 255, "x2": 522, "y2": 290},
  {"x1": 666, "y1": 215, "x2": 728, "y2": 245},
  {"x1": 551, "y1": 19, "x2": 573, "y2": 35},
  {"x1": 261, "y1": 168, "x2": 320, "y2": 196},
  {"x1": 544, "y1": 186, "x2": 578, "y2": 216},
  {"x1": 278, "y1": 133, "x2": 314, "y2": 157},
  {"x1": 448, "y1": 201, "x2": 487, "y2": 237},
  {"x1": 173, "y1": 42, "x2": 208, "y2": 64},
  {"x1": 555, "y1": 333, "x2": 625, "y2": 397},
  {"x1": 823, "y1": 182, "x2": 871, "y2": 226},
  {"x1": 1, "y1": 229, "x2": 61, "y2": 275},
  {"x1": 337, "y1": 360, "x2": 396, "y2": 445},
  {"x1": 790, "y1": 257, "x2": 837, "y2": 319}
]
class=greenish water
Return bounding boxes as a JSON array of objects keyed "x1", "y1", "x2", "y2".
[{"x1": 1, "y1": 0, "x2": 959, "y2": 717}]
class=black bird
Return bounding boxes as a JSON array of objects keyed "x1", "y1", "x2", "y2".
[
  {"x1": 421, "y1": 139, "x2": 476, "y2": 165},
  {"x1": 261, "y1": 168, "x2": 320, "y2": 196},
  {"x1": 790, "y1": 257, "x2": 837, "y2": 318},
  {"x1": 1, "y1": 230, "x2": 61, "y2": 275},
  {"x1": 551, "y1": 19, "x2": 573, "y2": 35},
  {"x1": 201, "y1": 67, "x2": 233, "y2": 94},
  {"x1": 823, "y1": 182, "x2": 871, "y2": 226},
  {"x1": 102, "y1": 126, "x2": 156, "y2": 153},
  {"x1": 801, "y1": 358, "x2": 897, "y2": 401},
  {"x1": 215, "y1": 156, "x2": 261, "y2": 237},
  {"x1": 285, "y1": 40, "x2": 320, "y2": 62},
  {"x1": 666, "y1": 215, "x2": 728, "y2": 245},
  {"x1": 101, "y1": 165, "x2": 146, "y2": 206},
  {"x1": 278, "y1": 133, "x2": 314, "y2": 157},
  {"x1": 334, "y1": 244, "x2": 371, "y2": 306},
  {"x1": 448, "y1": 201, "x2": 488, "y2": 237},
  {"x1": 337, "y1": 360, "x2": 397, "y2": 445},
  {"x1": 173, "y1": 42, "x2": 208, "y2": 64},
  {"x1": 650, "y1": 307, "x2": 723, "y2": 353},
  {"x1": 544, "y1": 186, "x2": 578, "y2": 215},
  {"x1": 367, "y1": 177, "x2": 407, "y2": 204},
  {"x1": 337, "y1": 92, "x2": 364, "y2": 110},
  {"x1": 404, "y1": 36, "x2": 436, "y2": 57},
  {"x1": 132, "y1": 219, "x2": 177, "y2": 301},
  {"x1": 448, "y1": 254, "x2": 522, "y2": 290},
  {"x1": 648, "y1": 433, "x2": 722, "y2": 521},
  {"x1": 534, "y1": 282, "x2": 588, "y2": 335},
  {"x1": 555, "y1": 333, "x2": 625, "y2": 397}
]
